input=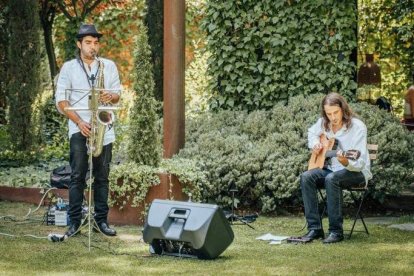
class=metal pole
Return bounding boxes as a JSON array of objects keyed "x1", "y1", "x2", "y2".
[{"x1": 163, "y1": 0, "x2": 185, "y2": 158}]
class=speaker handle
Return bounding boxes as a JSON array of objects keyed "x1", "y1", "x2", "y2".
[{"x1": 168, "y1": 208, "x2": 190, "y2": 220}]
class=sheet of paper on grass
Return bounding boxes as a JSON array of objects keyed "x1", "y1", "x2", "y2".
[{"x1": 256, "y1": 233, "x2": 290, "y2": 244}]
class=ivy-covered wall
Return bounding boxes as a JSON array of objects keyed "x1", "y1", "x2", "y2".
[{"x1": 202, "y1": 0, "x2": 357, "y2": 111}]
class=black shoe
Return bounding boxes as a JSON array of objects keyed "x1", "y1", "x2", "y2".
[
  {"x1": 323, "y1": 232, "x2": 344, "y2": 244},
  {"x1": 93, "y1": 222, "x2": 117, "y2": 236},
  {"x1": 301, "y1": 229, "x2": 325, "y2": 241},
  {"x1": 65, "y1": 224, "x2": 80, "y2": 237}
]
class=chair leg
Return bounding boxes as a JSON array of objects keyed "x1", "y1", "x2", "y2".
[{"x1": 348, "y1": 190, "x2": 369, "y2": 239}]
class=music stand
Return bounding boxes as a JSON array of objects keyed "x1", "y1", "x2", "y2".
[
  {"x1": 64, "y1": 84, "x2": 120, "y2": 251},
  {"x1": 226, "y1": 181, "x2": 256, "y2": 230}
]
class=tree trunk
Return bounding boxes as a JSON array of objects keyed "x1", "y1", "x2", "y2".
[
  {"x1": 39, "y1": 1, "x2": 58, "y2": 87},
  {"x1": 43, "y1": 23, "x2": 58, "y2": 85}
]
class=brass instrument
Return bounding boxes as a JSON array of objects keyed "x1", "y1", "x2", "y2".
[{"x1": 88, "y1": 57, "x2": 113, "y2": 157}]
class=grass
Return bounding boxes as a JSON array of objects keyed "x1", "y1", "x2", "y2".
[{"x1": 1, "y1": 200, "x2": 414, "y2": 275}]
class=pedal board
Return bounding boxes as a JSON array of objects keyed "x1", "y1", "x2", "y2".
[{"x1": 286, "y1": 236, "x2": 312, "y2": 244}]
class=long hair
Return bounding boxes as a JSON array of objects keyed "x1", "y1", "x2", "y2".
[{"x1": 321, "y1": 92, "x2": 354, "y2": 131}]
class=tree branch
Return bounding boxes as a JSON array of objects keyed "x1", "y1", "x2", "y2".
[
  {"x1": 84, "y1": 0, "x2": 103, "y2": 18},
  {"x1": 55, "y1": 0, "x2": 74, "y2": 19}
]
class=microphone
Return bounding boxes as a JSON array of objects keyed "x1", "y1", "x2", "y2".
[{"x1": 90, "y1": 73, "x2": 96, "y2": 87}]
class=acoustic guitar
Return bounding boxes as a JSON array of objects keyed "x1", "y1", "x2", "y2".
[{"x1": 307, "y1": 134, "x2": 361, "y2": 170}]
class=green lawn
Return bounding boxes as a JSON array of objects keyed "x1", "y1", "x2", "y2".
[{"x1": 1, "y1": 201, "x2": 413, "y2": 275}]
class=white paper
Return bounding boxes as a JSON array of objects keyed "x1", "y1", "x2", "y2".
[{"x1": 256, "y1": 233, "x2": 290, "y2": 241}]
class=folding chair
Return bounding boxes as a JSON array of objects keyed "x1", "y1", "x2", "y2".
[
  {"x1": 317, "y1": 144, "x2": 378, "y2": 239},
  {"x1": 347, "y1": 144, "x2": 378, "y2": 238}
]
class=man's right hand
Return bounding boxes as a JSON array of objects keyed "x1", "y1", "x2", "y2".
[
  {"x1": 77, "y1": 120, "x2": 91, "y2": 137},
  {"x1": 312, "y1": 143, "x2": 323, "y2": 154}
]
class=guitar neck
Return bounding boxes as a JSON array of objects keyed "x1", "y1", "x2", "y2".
[
  {"x1": 325, "y1": 150, "x2": 339, "y2": 158},
  {"x1": 325, "y1": 149, "x2": 360, "y2": 160}
]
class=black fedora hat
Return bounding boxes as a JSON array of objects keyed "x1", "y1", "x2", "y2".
[{"x1": 76, "y1": 24, "x2": 103, "y2": 39}]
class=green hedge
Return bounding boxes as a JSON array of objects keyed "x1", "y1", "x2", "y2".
[
  {"x1": 169, "y1": 94, "x2": 414, "y2": 212},
  {"x1": 202, "y1": 0, "x2": 357, "y2": 110}
]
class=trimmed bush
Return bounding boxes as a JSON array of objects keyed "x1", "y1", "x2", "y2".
[{"x1": 168, "y1": 94, "x2": 414, "y2": 212}]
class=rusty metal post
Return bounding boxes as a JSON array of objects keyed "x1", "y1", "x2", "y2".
[{"x1": 163, "y1": 0, "x2": 185, "y2": 158}]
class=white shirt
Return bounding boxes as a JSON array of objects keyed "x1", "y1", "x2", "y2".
[
  {"x1": 308, "y1": 117, "x2": 372, "y2": 182},
  {"x1": 55, "y1": 57, "x2": 121, "y2": 145}
]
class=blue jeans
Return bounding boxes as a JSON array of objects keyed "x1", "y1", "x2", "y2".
[
  {"x1": 300, "y1": 168, "x2": 365, "y2": 234},
  {"x1": 69, "y1": 132, "x2": 112, "y2": 226}
]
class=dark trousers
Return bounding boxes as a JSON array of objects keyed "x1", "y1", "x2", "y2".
[
  {"x1": 300, "y1": 168, "x2": 365, "y2": 234},
  {"x1": 69, "y1": 132, "x2": 112, "y2": 226}
]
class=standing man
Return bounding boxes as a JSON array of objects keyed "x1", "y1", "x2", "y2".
[
  {"x1": 300, "y1": 92, "x2": 372, "y2": 243},
  {"x1": 55, "y1": 24, "x2": 121, "y2": 237}
]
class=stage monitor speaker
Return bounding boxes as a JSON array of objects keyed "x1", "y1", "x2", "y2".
[{"x1": 143, "y1": 199, "x2": 234, "y2": 259}]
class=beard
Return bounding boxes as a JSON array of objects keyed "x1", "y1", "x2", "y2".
[{"x1": 82, "y1": 49, "x2": 97, "y2": 60}]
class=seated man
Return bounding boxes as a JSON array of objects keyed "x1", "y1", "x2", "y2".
[{"x1": 300, "y1": 92, "x2": 372, "y2": 243}]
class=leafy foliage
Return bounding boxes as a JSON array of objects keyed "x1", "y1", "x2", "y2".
[
  {"x1": 0, "y1": 1, "x2": 8, "y2": 124},
  {"x1": 201, "y1": 0, "x2": 357, "y2": 111},
  {"x1": 185, "y1": 47, "x2": 211, "y2": 114},
  {"x1": 53, "y1": 0, "x2": 145, "y2": 86},
  {"x1": 358, "y1": 0, "x2": 414, "y2": 115},
  {"x1": 6, "y1": 0, "x2": 42, "y2": 150},
  {"x1": 108, "y1": 162, "x2": 159, "y2": 208},
  {"x1": 126, "y1": 22, "x2": 161, "y2": 167},
  {"x1": 31, "y1": 89, "x2": 69, "y2": 156},
  {"x1": 0, "y1": 160, "x2": 66, "y2": 187},
  {"x1": 94, "y1": 0, "x2": 145, "y2": 87},
  {"x1": 352, "y1": 102, "x2": 414, "y2": 202},
  {"x1": 169, "y1": 94, "x2": 414, "y2": 212},
  {"x1": 54, "y1": 0, "x2": 104, "y2": 61}
]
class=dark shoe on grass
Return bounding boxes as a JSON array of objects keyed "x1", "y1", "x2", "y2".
[
  {"x1": 93, "y1": 222, "x2": 117, "y2": 236},
  {"x1": 301, "y1": 229, "x2": 325, "y2": 241},
  {"x1": 65, "y1": 224, "x2": 80, "y2": 237},
  {"x1": 323, "y1": 232, "x2": 344, "y2": 244}
]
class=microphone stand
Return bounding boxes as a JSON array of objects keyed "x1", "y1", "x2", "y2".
[
  {"x1": 85, "y1": 73, "x2": 97, "y2": 251},
  {"x1": 227, "y1": 181, "x2": 255, "y2": 230}
]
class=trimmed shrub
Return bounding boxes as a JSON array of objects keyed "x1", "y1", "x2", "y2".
[
  {"x1": 168, "y1": 94, "x2": 414, "y2": 212},
  {"x1": 126, "y1": 22, "x2": 161, "y2": 167}
]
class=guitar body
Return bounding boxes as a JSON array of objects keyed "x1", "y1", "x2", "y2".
[{"x1": 307, "y1": 134, "x2": 336, "y2": 171}]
